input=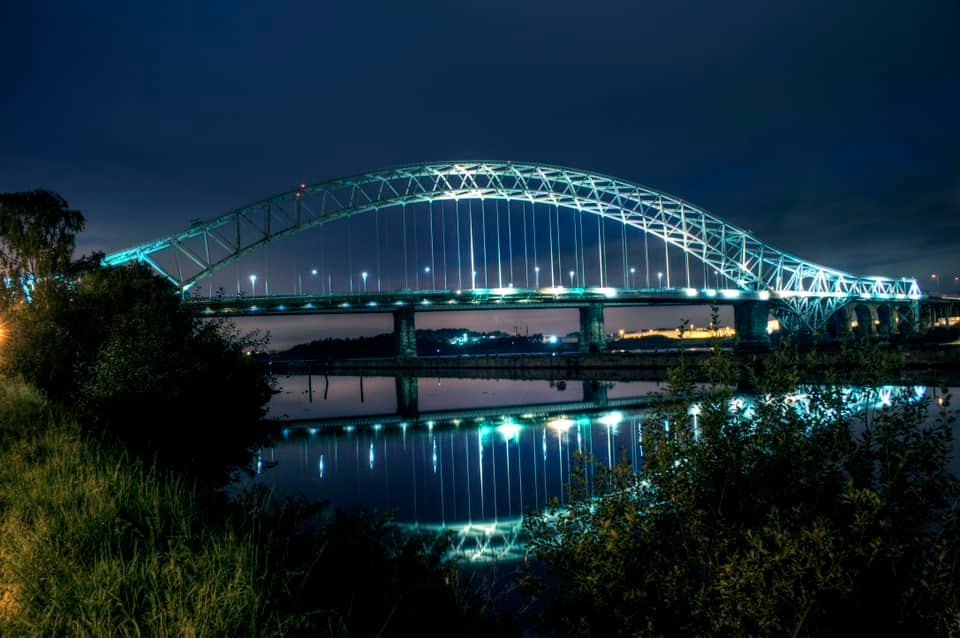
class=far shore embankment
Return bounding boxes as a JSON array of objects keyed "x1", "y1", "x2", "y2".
[{"x1": 265, "y1": 345, "x2": 960, "y2": 385}]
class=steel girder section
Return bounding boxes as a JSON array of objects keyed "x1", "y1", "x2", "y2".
[
  {"x1": 771, "y1": 297, "x2": 853, "y2": 334},
  {"x1": 102, "y1": 161, "x2": 921, "y2": 299}
]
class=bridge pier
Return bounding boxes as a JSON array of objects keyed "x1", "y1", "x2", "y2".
[
  {"x1": 920, "y1": 304, "x2": 938, "y2": 330},
  {"x1": 936, "y1": 303, "x2": 952, "y2": 327},
  {"x1": 852, "y1": 303, "x2": 877, "y2": 338},
  {"x1": 875, "y1": 304, "x2": 895, "y2": 337},
  {"x1": 733, "y1": 301, "x2": 770, "y2": 351},
  {"x1": 582, "y1": 380, "x2": 608, "y2": 405},
  {"x1": 393, "y1": 307, "x2": 417, "y2": 358},
  {"x1": 896, "y1": 303, "x2": 919, "y2": 334},
  {"x1": 579, "y1": 303, "x2": 607, "y2": 353},
  {"x1": 395, "y1": 376, "x2": 419, "y2": 416},
  {"x1": 827, "y1": 306, "x2": 852, "y2": 339}
]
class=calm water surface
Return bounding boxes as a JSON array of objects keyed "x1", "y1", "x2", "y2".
[{"x1": 243, "y1": 375, "x2": 959, "y2": 561}]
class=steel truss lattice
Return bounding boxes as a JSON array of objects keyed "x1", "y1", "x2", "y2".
[{"x1": 103, "y1": 161, "x2": 921, "y2": 331}]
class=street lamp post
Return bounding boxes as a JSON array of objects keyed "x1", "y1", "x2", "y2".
[
  {"x1": 569, "y1": 270, "x2": 575, "y2": 287},
  {"x1": 629, "y1": 267, "x2": 636, "y2": 289},
  {"x1": 249, "y1": 274, "x2": 257, "y2": 297},
  {"x1": 362, "y1": 271, "x2": 368, "y2": 293},
  {"x1": 424, "y1": 266, "x2": 432, "y2": 290},
  {"x1": 932, "y1": 274, "x2": 939, "y2": 293},
  {"x1": 534, "y1": 266, "x2": 540, "y2": 288},
  {"x1": 657, "y1": 272, "x2": 663, "y2": 290},
  {"x1": 311, "y1": 269, "x2": 319, "y2": 295},
  {"x1": 472, "y1": 270, "x2": 478, "y2": 289}
]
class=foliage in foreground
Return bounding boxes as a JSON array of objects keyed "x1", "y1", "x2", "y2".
[
  {"x1": 525, "y1": 352, "x2": 960, "y2": 637},
  {"x1": 1, "y1": 263, "x2": 273, "y2": 482},
  {"x1": 0, "y1": 380, "x2": 498, "y2": 637},
  {"x1": 0, "y1": 191, "x2": 503, "y2": 636}
]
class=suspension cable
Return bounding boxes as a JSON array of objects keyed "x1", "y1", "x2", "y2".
[
  {"x1": 456, "y1": 199, "x2": 462, "y2": 290},
  {"x1": 495, "y1": 199, "x2": 503, "y2": 288},
  {"x1": 429, "y1": 200, "x2": 436, "y2": 289},
  {"x1": 506, "y1": 199, "x2": 513, "y2": 285},
  {"x1": 402, "y1": 203, "x2": 408, "y2": 290}
]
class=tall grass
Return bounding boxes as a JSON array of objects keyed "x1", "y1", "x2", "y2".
[
  {"x1": 0, "y1": 379, "x2": 284, "y2": 636},
  {"x1": 0, "y1": 378, "x2": 501, "y2": 637}
]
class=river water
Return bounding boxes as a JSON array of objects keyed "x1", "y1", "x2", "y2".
[{"x1": 242, "y1": 374, "x2": 960, "y2": 562}]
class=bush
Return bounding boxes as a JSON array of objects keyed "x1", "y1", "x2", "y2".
[
  {"x1": 524, "y1": 356, "x2": 960, "y2": 636},
  {"x1": 2, "y1": 264, "x2": 272, "y2": 482}
]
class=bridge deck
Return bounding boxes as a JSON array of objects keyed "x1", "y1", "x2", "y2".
[{"x1": 191, "y1": 287, "x2": 774, "y2": 317}]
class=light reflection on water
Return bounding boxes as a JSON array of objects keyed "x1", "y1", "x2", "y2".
[
  {"x1": 266, "y1": 375, "x2": 666, "y2": 420},
  {"x1": 247, "y1": 377, "x2": 958, "y2": 562},
  {"x1": 254, "y1": 413, "x2": 642, "y2": 526}
]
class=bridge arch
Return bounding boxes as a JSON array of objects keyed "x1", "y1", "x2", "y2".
[{"x1": 103, "y1": 161, "x2": 920, "y2": 332}]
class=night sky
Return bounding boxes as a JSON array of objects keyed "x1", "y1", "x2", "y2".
[{"x1": 3, "y1": 1, "x2": 958, "y2": 347}]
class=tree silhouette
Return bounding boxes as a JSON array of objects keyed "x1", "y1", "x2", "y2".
[{"x1": 0, "y1": 190, "x2": 84, "y2": 305}]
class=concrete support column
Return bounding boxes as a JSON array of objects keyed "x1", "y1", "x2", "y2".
[
  {"x1": 876, "y1": 304, "x2": 895, "y2": 337},
  {"x1": 393, "y1": 307, "x2": 417, "y2": 358},
  {"x1": 582, "y1": 380, "x2": 608, "y2": 405},
  {"x1": 733, "y1": 300, "x2": 770, "y2": 351},
  {"x1": 897, "y1": 304, "x2": 919, "y2": 335},
  {"x1": 395, "y1": 376, "x2": 419, "y2": 417},
  {"x1": 920, "y1": 304, "x2": 934, "y2": 330},
  {"x1": 853, "y1": 304, "x2": 876, "y2": 338},
  {"x1": 828, "y1": 306, "x2": 852, "y2": 339},
  {"x1": 579, "y1": 302, "x2": 607, "y2": 353}
]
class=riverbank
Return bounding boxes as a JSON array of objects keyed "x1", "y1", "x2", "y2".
[{"x1": 268, "y1": 344, "x2": 960, "y2": 384}]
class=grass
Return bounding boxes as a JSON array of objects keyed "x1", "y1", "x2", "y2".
[
  {"x1": 0, "y1": 379, "x2": 293, "y2": 636},
  {"x1": 0, "y1": 378, "x2": 500, "y2": 637}
]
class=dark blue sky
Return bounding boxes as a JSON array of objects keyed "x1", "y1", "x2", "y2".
[{"x1": 2, "y1": 0, "x2": 958, "y2": 343}]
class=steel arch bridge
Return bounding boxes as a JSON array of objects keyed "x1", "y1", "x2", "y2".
[{"x1": 103, "y1": 161, "x2": 921, "y2": 332}]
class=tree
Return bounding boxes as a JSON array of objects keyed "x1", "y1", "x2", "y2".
[{"x1": 0, "y1": 190, "x2": 84, "y2": 305}]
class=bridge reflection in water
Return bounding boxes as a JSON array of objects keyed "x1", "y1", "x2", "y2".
[{"x1": 248, "y1": 383, "x2": 929, "y2": 563}]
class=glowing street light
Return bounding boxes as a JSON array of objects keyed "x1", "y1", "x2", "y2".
[
  {"x1": 569, "y1": 270, "x2": 575, "y2": 287},
  {"x1": 629, "y1": 267, "x2": 636, "y2": 288},
  {"x1": 361, "y1": 271, "x2": 368, "y2": 293},
  {"x1": 424, "y1": 266, "x2": 432, "y2": 290},
  {"x1": 534, "y1": 266, "x2": 540, "y2": 288},
  {"x1": 249, "y1": 274, "x2": 257, "y2": 297},
  {"x1": 657, "y1": 272, "x2": 663, "y2": 290}
]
